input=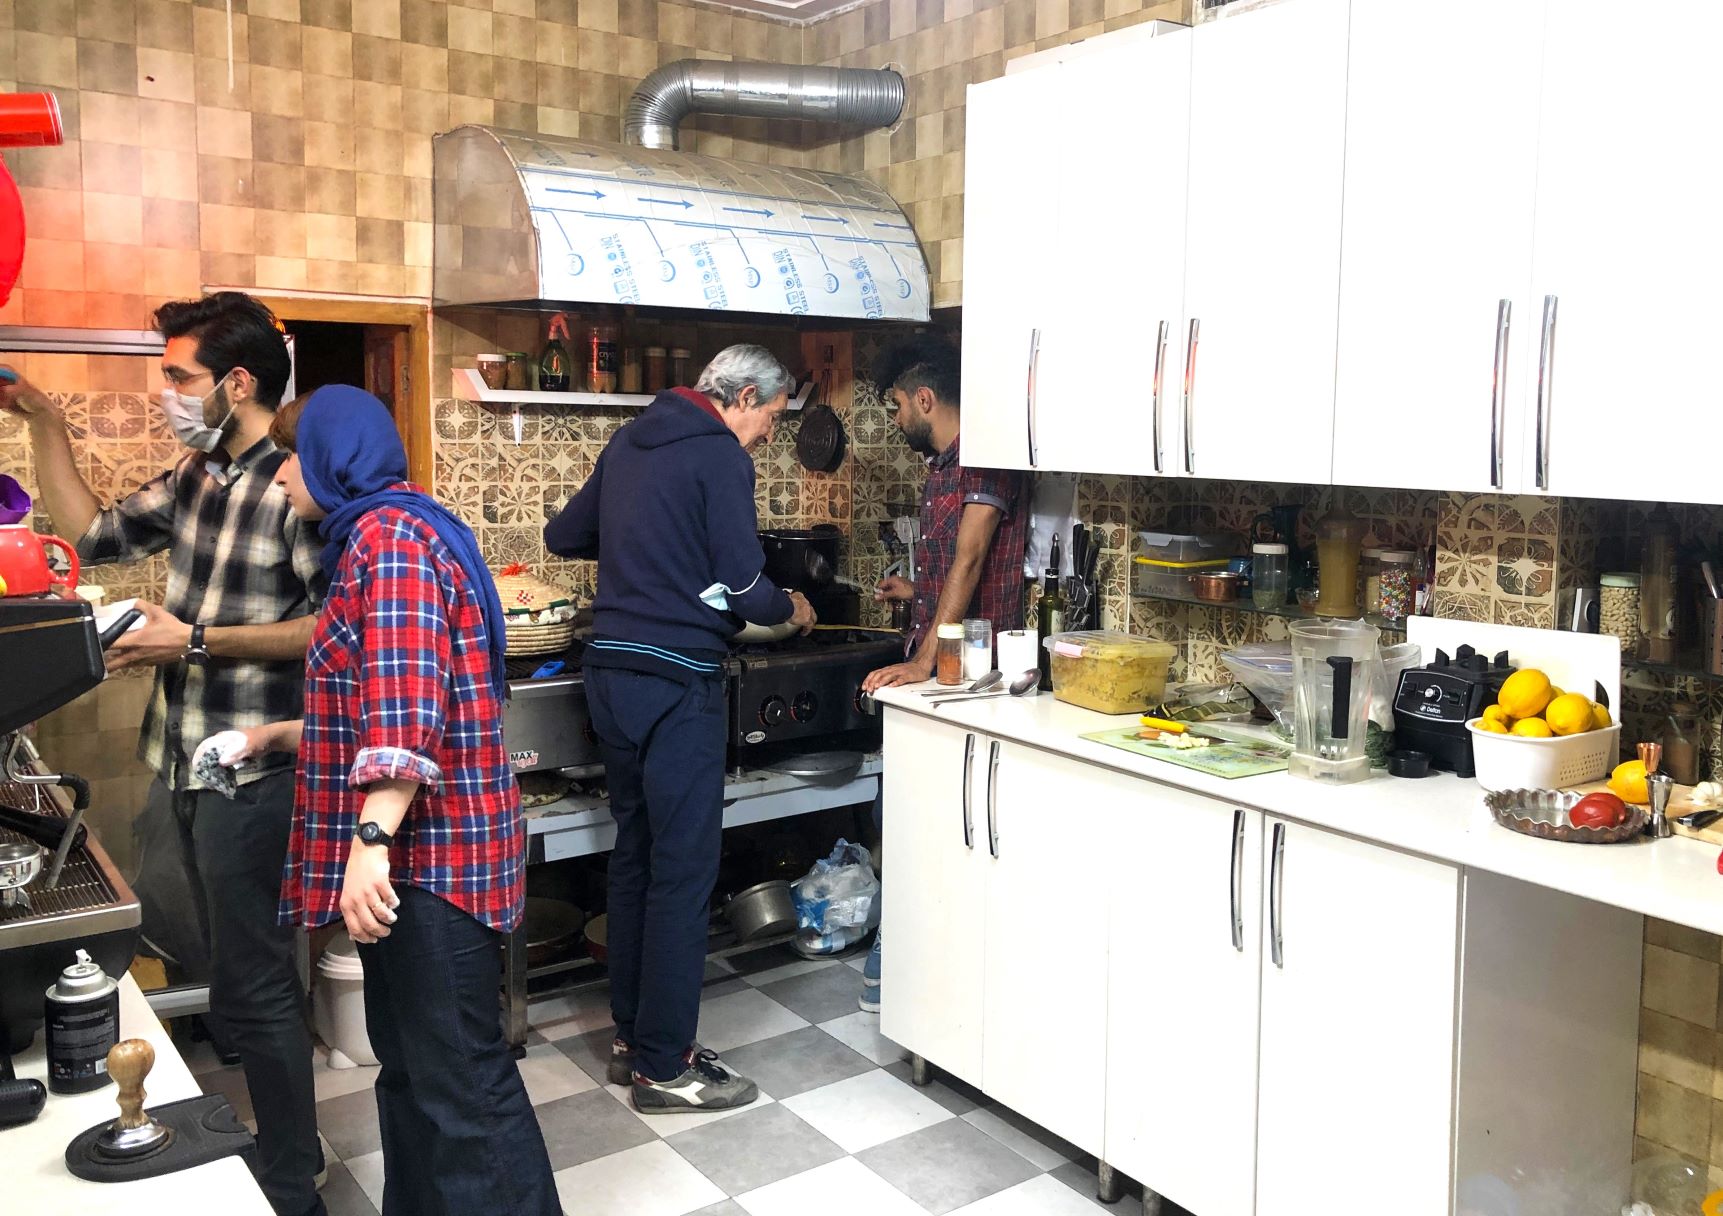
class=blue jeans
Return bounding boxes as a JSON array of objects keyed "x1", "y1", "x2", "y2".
[
  {"x1": 584, "y1": 665, "x2": 726, "y2": 1082},
  {"x1": 357, "y1": 885, "x2": 558, "y2": 1216}
]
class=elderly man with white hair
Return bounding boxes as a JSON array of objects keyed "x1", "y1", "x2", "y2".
[{"x1": 545, "y1": 343, "x2": 815, "y2": 1111}]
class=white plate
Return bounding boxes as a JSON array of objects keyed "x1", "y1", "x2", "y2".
[{"x1": 93, "y1": 598, "x2": 144, "y2": 633}]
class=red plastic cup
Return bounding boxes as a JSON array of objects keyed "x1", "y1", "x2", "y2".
[{"x1": 0, "y1": 93, "x2": 63, "y2": 148}]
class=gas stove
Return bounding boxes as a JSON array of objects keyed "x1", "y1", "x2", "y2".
[
  {"x1": 501, "y1": 626, "x2": 905, "y2": 776},
  {"x1": 726, "y1": 628, "x2": 904, "y2": 766}
]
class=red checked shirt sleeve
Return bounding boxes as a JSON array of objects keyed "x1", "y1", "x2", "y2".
[{"x1": 348, "y1": 527, "x2": 450, "y2": 791}]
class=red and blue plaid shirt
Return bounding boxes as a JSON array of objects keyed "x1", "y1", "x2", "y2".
[
  {"x1": 279, "y1": 497, "x2": 525, "y2": 933},
  {"x1": 909, "y1": 436, "x2": 1030, "y2": 656}
]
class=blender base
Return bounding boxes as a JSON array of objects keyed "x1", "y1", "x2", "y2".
[{"x1": 1289, "y1": 754, "x2": 1373, "y2": 784}]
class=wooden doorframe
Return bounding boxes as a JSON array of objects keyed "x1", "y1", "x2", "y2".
[{"x1": 253, "y1": 296, "x2": 433, "y2": 490}]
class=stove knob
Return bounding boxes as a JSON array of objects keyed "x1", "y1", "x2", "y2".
[
  {"x1": 760, "y1": 696, "x2": 789, "y2": 727},
  {"x1": 792, "y1": 692, "x2": 819, "y2": 723}
]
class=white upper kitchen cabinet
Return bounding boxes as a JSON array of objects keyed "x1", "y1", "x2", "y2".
[
  {"x1": 1255, "y1": 820, "x2": 1460, "y2": 1216},
  {"x1": 878, "y1": 713, "x2": 990, "y2": 1087},
  {"x1": 1527, "y1": 2, "x2": 1723, "y2": 504},
  {"x1": 960, "y1": 69, "x2": 1063, "y2": 472},
  {"x1": 1332, "y1": 0, "x2": 1547, "y2": 494},
  {"x1": 1180, "y1": 0, "x2": 1350, "y2": 485},
  {"x1": 1036, "y1": 32, "x2": 1193, "y2": 477},
  {"x1": 979, "y1": 742, "x2": 1117, "y2": 1157},
  {"x1": 1106, "y1": 792, "x2": 1262, "y2": 1216}
]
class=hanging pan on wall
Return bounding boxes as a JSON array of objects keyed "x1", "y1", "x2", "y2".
[{"x1": 795, "y1": 401, "x2": 846, "y2": 473}]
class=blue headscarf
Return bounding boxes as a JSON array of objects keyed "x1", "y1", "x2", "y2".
[{"x1": 294, "y1": 385, "x2": 508, "y2": 698}]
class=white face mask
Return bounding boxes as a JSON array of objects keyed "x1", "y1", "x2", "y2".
[{"x1": 160, "y1": 375, "x2": 238, "y2": 453}]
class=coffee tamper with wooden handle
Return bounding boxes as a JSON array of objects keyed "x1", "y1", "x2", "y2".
[{"x1": 93, "y1": 1039, "x2": 171, "y2": 1158}]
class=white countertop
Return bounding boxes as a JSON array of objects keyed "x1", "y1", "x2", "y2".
[
  {"x1": 4, "y1": 975, "x2": 272, "y2": 1214},
  {"x1": 877, "y1": 685, "x2": 1723, "y2": 936}
]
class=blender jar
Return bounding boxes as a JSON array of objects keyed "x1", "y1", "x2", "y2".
[{"x1": 1288, "y1": 619, "x2": 1380, "y2": 784}]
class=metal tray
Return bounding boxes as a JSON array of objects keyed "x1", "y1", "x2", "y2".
[
  {"x1": 1484, "y1": 788, "x2": 1648, "y2": 845},
  {"x1": 765, "y1": 750, "x2": 864, "y2": 785}
]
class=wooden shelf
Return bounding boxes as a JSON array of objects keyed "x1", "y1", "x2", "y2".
[
  {"x1": 1128, "y1": 587, "x2": 1404, "y2": 632},
  {"x1": 452, "y1": 367, "x2": 817, "y2": 410}
]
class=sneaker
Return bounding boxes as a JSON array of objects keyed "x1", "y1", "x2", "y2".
[
  {"x1": 858, "y1": 983, "x2": 880, "y2": 1014},
  {"x1": 314, "y1": 1144, "x2": 328, "y2": 1191},
  {"x1": 606, "y1": 1038, "x2": 635, "y2": 1087},
  {"x1": 862, "y1": 934, "x2": 882, "y2": 987},
  {"x1": 632, "y1": 1049, "x2": 759, "y2": 1113}
]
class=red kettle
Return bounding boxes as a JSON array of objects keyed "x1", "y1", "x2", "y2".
[{"x1": 0, "y1": 524, "x2": 78, "y2": 597}]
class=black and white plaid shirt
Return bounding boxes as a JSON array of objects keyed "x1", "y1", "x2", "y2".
[{"x1": 77, "y1": 437, "x2": 323, "y2": 790}]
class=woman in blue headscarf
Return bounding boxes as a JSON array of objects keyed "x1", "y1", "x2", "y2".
[{"x1": 238, "y1": 385, "x2": 557, "y2": 1216}]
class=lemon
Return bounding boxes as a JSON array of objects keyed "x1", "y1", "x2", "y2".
[
  {"x1": 1510, "y1": 717, "x2": 1554, "y2": 738},
  {"x1": 1592, "y1": 703, "x2": 1612, "y2": 730},
  {"x1": 1498, "y1": 669, "x2": 1554, "y2": 719},
  {"x1": 1609, "y1": 760, "x2": 1649, "y2": 804},
  {"x1": 1548, "y1": 685, "x2": 1566, "y2": 701},
  {"x1": 1481, "y1": 704, "x2": 1512, "y2": 728},
  {"x1": 1474, "y1": 717, "x2": 1509, "y2": 734},
  {"x1": 1544, "y1": 692, "x2": 1596, "y2": 736}
]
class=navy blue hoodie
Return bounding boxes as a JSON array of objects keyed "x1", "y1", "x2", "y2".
[{"x1": 544, "y1": 389, "x2": 793, "y2": 681}]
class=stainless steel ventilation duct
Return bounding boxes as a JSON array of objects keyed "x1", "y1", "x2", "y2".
[{"x1": 625, "y1": 61, "x2": 906, "y2": 151}]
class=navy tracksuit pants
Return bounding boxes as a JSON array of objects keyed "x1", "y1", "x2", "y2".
[{"x1": 583, "y1": 665, "x2": 727, "y2": 1082}]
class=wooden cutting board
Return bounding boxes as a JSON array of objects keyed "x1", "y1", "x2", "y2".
[{"x1": 1564, "y1": 779, "x2": 1723, "y2": 844}]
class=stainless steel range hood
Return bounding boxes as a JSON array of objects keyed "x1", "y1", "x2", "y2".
[{"x1": 433, "y1": 125, "x2": 930, "y2": 322}]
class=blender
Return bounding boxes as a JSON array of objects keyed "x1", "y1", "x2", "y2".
[{"x1": 1289, "y1": 619, "x2": 1379, "y2": 784}]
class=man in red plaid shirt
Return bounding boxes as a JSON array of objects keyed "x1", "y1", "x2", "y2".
[
  {"x1": 862, "y1": 335, "x2": 1029, "y2": 690},
  {"x1": 858, "y1": 335, "x2": 1029, "y2": 1015}
]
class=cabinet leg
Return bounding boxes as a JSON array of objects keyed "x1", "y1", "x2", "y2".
[
  {"x1": 1096, "y1": 1161, "x2": 1124, "y2": 1206},
  {"x1": 909, "y1": 1055, "x2": 933, "y2": 1087},
  {"x1": 502, "y1": 925, "x2": 530, "y2": 1059}
]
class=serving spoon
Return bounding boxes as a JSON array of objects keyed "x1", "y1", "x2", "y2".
[
  {"x1": 932, "y1": 669, "x2": 1039, "y2": 708},
  {"x1": 922, "y1": 669, "x2": 1002, "y2": 698}
]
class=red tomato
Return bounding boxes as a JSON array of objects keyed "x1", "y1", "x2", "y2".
[{"x1": 1569, "y1": 792, "x2": 1628, "y2": 829}]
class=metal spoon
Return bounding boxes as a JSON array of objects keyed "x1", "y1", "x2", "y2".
[
  {"x1": 933, "y1": 669, "x2": 1040, "y2": 708},
  {"x1": 922, "y1": 669, "x2": 1002, "y2": 698}
]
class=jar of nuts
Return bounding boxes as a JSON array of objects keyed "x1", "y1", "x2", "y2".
[{"x1": 1600, "y1": 571, "x2": 1644, "y2": 656}]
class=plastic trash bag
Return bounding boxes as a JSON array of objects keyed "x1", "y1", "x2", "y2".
[
  {"x1": 1219, "y1": 643, "x2": 1296, "y2": 735},
  {"x1": 1372, "y1": 641, "x2": 1423, "y2": 731},
  {"x1": 791, "y1": 839, "x2": 880, "y2": 956}
]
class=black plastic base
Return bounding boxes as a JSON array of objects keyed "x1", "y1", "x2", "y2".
[{"x1": 65, "y1": 1094, "x2": 253, "y2": 1182}]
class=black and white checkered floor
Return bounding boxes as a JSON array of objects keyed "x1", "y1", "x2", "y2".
[{"x1": 186, "y1": 945, "x2": 1153, "y2": 1216}]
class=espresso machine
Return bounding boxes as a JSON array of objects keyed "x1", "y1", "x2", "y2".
[{"x1": 0, "y1": 595, "x2": 142, "y2": 1055}]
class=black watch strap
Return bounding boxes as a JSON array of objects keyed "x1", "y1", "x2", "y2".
[{"x1": 184, "y1": 623, "x2": 210, "y2": 665}]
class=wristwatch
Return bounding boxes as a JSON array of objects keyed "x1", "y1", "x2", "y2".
[
  {"x1": 184, "y1": 623, "x2": 210, "y2": 666},
  {"x1": 356, "y1": 822, "x2": 396, "y2": 848}
]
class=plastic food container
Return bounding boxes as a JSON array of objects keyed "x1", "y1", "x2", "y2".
[
  {"x1": 1042, "y1": 630, "x2": 1177, "y2": 714},
  {"x1": 1136, "y1": 531, "x2": 1238, "y2": 564},
  {"x1": 1133, "y1": 557, "x2": 1230, "y2": 598}
]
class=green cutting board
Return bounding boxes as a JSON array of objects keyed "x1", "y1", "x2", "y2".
[{"x1": 1082, "y1": 727, "x2": 1290, "y2": 779}]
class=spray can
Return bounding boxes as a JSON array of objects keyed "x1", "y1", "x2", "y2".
[{"x1": 44, "y1": 949, "x2": 119, "y2": 1094}]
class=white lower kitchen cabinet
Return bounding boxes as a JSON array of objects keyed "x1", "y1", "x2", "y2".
[
  {"x1": 1255, "y1": 819, "x2": 1461, "y2": 1214},
  {"x1": 878, "y1": 712, "x2": 990, "y2": 1087},
  {"x1": 1106, "y1": 792, "x2": 1263, "y2": 1216},
  {"x1": 882, "y1": 706, "x2": 1643, "y2": 1215}
]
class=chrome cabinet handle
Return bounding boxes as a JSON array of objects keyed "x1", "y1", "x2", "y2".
[
  {"x1": 1269, "y1": 821, "x2": 1286, "y2": 968},
  {"x1": 1025, "y1": 329, "x2": 1041, "y2": 468},
  {"x1": 1534, "y1": 294, "x2": 1557, "y2": 490},
  {"x1": 1150, "y1": 319, "x2": 1169, "y2": 474},
  {"x1": 986, "y1": 740, "x2": 1001, "y2": 859},
  {"x1": 1490, "y1": 299, "x2": 1510, "y2": 489},
  {"x1": 1181, "y1": 317, "x2": 1199, "y2": 474},
  {"x1": 960, "y1": 733, "x2": 975, "y2": 850},
  {"x1": 1230, "y1": 808, "x2": 1245, "y2": 952}
]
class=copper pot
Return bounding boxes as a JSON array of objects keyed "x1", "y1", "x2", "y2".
[{"x1": 1190, "y1": 571, "x2": 1244, "y2": 603}]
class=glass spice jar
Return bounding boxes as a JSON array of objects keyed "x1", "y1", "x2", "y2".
[
  {"x1": 644, "y1": 346, "x2": 669, "y2": 393},
  {"x1": 670, "y1": 347, "x2": 693, "y2": 387},
  {"x1": 1375, "y1": 550, "x2": 1414, "y2": 622},
  {"x1": 503, "y1": 352, "x2": 531, "y2": 391},
  {"x1": 1599, "y1": 572, "x2": 1644, "y2": 655},
  {"x1": 936, "y1": 623, "x2": 966, "y2": 685}
]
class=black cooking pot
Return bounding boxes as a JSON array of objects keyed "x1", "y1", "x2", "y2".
[{"x1": 760, "y1": 526, "x2": 843, "y2": 593}]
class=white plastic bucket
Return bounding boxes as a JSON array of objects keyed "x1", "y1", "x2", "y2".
[
  {"x1": 1466, "y1": 719, "x2": 1622, "y2": 792},
  {"x1": 313, "y1": 936, "x2": 377, "y2": 1069}
]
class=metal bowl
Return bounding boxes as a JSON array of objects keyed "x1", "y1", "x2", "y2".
[
  {"x1": 1484, "y1": 788, "x2": 1648, "y2": 845},
  {"x1": 724, "y1": 879, "x2": 798, "y2": 943}
]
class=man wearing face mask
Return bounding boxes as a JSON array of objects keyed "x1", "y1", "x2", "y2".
[{"x1": 0, "y1": 291, "x2": 327, "y2": 1216}]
